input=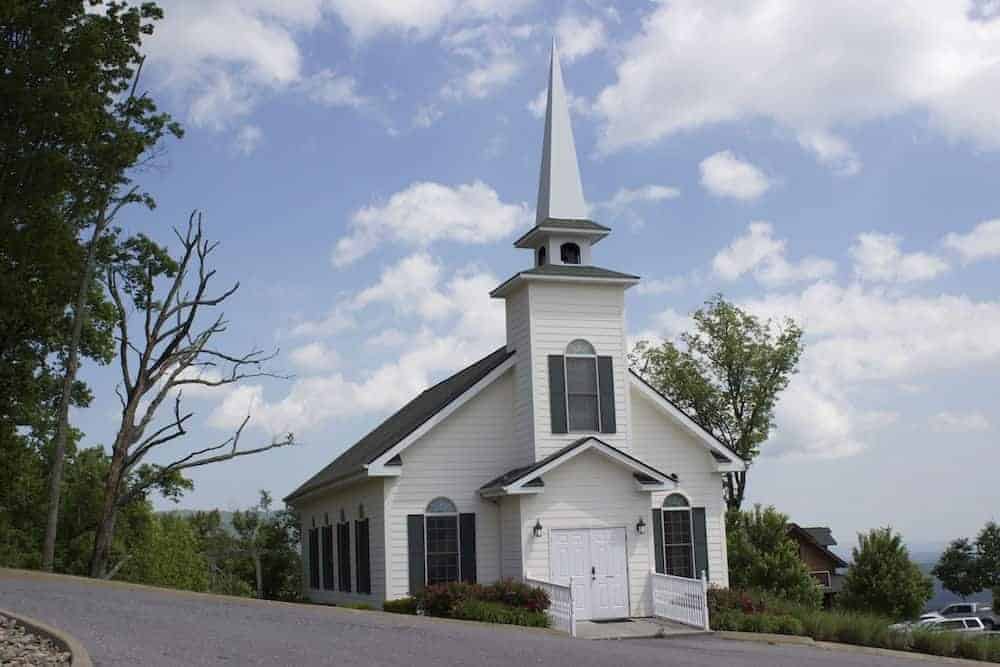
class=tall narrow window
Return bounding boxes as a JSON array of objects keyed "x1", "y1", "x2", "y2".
[
  {"x1": 560, "y1": 242, "x2": 581, "y2": 264},
  {"x1": 321, "y1": 524, "x2": 335, "y2": 590},
  {"x1": 308, "y1": 528, "x2": 320, "y2": 589},
  {"x1": 356, "y1": 518, "x2": 371, "y2": 594},
  {"x1": 425, "y1": 497, "x2": 459, "y2": 585},
  {"x1": 565, "y1": 339, "x2": 599, "y2": 432},
  {"x1": 537, "y1": 246, "x2": 547, "y2": 266},
  {"x1": 662, "y1": 494, "x2": 695, "y2": 578}
]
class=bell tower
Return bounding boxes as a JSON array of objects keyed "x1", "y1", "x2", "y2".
[{"x1": 492, "y1": 41, "x2": 640, "y2": 464}]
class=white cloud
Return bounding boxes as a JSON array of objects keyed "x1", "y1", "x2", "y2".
[
  {"x1": 440, "y1": 23, "x2": 534, "y2": 100},
  {"x1": 211, "y1": 258, "x2": 505, "y2": 436},
  {"x1": 289, "y1": 342, "x2": 340, "y2": 373},
  {"x1": 850, "y1": 233, "x2": 949, "y2": 283},
  {"x1": 413, "y1": 104, "x2": 444, "y2": 128},
  {"x1": 555, "y1": 14, "x2": 606, "y2": 62},
  {"x1": 233, "y1": 124, "x2": 262, "y2": 156},
  {"x1": 595, "y1": 1, "x2": 1000, "y2": 167},
  {"x1": 943, "y1": 219, "x2": 1000, "y2": 264},
  {"x1": 635, "y1": 276, "x2": 687, "y2": 296},
  {"x1": 289, "y1": 305, "x2": 355, "y2": 338},
  {"x1": 699, "y1": 151, "x2": 773, "y2": 201},
  {"x1": 929, "y1": 411, "x2": 991, "y2": 433},
  {"x1": 299, "y1": 69, "x2": 367, "y2": 108},
  {"x1": 594, "y1": 184, "x2": 680, "y2": 230},
  {"x1": 713, "y1": 222, "x2": 836, "y2": 287},
  {"x1": 332, "y1": 180, "x2": 530, "y2": 266},
  {"x1": 326, "y1": 0, "x2": 533, "y2": 41}
]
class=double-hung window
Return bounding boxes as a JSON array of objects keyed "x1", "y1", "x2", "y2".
[
  {"x1": 565, "y1": 339, "x2": 600, "y2": 432},
  {"x1": 425, "y1": 497, "x2": 460, "y2": 585},
  {"x1": 662, "y1": 494, "x2": 695, "y2": 578}
]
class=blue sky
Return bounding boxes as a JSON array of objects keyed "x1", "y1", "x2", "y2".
[{"x1": 73, "y1": 1, "x2": 1000, "y2": 553}]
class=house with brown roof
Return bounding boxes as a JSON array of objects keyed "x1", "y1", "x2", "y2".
[{"x1": 787, "y1": 523, "x2": 849, "y2": 607}]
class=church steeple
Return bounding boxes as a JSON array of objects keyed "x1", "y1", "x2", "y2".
[{"x1": 535, "y1": 40, "x2": 588, "y2": 224}]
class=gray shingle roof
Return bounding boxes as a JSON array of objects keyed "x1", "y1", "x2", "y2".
[
  {"x1": 479, "y1": 436, "x2": 677, "y2": 493},
  {"x1": 803, "y1": 526, "x2": 837, "y2": 547},
  {"x1": 490, "y1": 264, "x2": 640, "y2": 297},
  {"x1": 284, "y1": 346, "x2": 514, "y2": 503},
  {"x1": 513, "y1": 219, "x2": 611, "y2": 247},
  {"x1": 787, "y1": 523, "x2": 849, "y2": 569}
]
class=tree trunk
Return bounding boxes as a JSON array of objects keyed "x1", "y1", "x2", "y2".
[
  {"x1": 43, "y1": 212, "x2": 108, "y2": 571},
  {"x1": 253, "y1": 551, "x2": 263, "y2": 599},
  {"x1": 89, "y1": 432, "x2": 127, "y2": 578},
  {"x1": 724, "y1": 470, "x2": 747, "y2": 511}
]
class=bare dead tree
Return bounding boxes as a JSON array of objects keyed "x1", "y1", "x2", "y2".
[{"x1": 89, "y1": 211, "x2": 293, "y2": 578}]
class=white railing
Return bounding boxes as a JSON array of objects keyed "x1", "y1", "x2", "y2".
[
  {"x1": 527, "y1": 577, "x2": 576, "y2": 637},
  {"x1": 651, "y1": 571, "x2": 709, "y2": 630}
]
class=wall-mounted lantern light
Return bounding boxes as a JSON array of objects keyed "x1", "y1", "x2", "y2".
[
  {"x1": 636, "y1": 517, "x2": 646, "y2": 535},
  {"x1": 533, "y1": 518, "x2": 544, "y2": 538}
]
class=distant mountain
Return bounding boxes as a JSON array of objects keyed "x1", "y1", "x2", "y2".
[{"x1": 916, "y1": 561, "x2": 993, "y2": 611}]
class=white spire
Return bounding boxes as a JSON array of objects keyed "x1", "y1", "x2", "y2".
[{"x1": 535, "y1": 40, "x2": 588, "y2": 225}]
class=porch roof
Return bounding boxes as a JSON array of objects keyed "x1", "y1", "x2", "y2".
[{"x1": 479, "y1": 436, "x2": 677, "y2": 497}]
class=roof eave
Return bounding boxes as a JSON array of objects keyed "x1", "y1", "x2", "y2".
[
  {"x1": 490, "y1": 273, "x2": 640, "y2": 298},
  {"x1": 513, "y1": 226, "x2": 610, "y2": 249}
]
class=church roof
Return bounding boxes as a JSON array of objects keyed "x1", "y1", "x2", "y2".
[
  {"x1": 490, "y1": 264, "x2": 640, "y2": 298},
  {"x1": 535, "y1": 40, "x2": 588, "y2": 225},
  {"x1": 513, "y1": 218, "x2": 611, "y2": 249},
  {"x1": 284, "y1": 346, "x2": 514, "y2": 503}
]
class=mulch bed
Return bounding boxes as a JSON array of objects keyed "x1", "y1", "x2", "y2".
[{"x1": 0, "y1": 614, "x2": 71, "y2": 666}]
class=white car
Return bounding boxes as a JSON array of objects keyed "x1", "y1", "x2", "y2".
[{"x1": 924, "y1": 617, "x2": 986, "y2": 633}]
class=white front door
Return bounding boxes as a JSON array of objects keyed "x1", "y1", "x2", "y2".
[{"x1": 549, "y1": 528, "x2": 629, "y2": 620}]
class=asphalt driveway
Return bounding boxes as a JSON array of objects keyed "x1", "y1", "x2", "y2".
[{"x1": 0, "y1": 569, "x2": 936, "y2": 667}]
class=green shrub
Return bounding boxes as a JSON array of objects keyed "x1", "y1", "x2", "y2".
[
  {"x1": 957, "y1": 636, "x2": 991, "y2": 661},
  {"x1": 415, "y1": 580, "x2": 551, "y2": 618},
  {"x1": 739, "y1": 613, "x2": 778, "y2": 633},
  {"x1": 342, "y1": 602, "x2": 374, "y2": 611},
  {"x1": 771, "y1": 614, "x2": 804, "y2": 636},
  {"x1": 452, "y1": 599, "x2": 549, "y2": 627},
  {"x1": 911, "y1": 629, "x2": 958, "y2": 658},
  {"x1": 709, "y1": 609, "x2": 742, "y2": 631},
  {"x1": 383, "y1": 597, "x2": 418, "y2": 615}
]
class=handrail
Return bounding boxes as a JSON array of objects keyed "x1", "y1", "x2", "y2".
[{"x1": 526, "y1": 577, "x2": 576, "y2": 637}]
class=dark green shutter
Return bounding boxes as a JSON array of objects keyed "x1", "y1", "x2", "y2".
[
  {"x1": 355, "y1": 519, "x2": 371, "y2": 594},
  {"x1": 652, "y1": 509, "x2": 665, "y2": 574},
  {"x1": 597, "y1": 356, "x2": 616, "y2": 433},
  {"x1": 321, "y1": 525, "x2": 335, "y2": 590},
  {"x1": 459, "y1": 513, "x2": 477, "y2": 583},
  {"x1": 407, "y1": 514, "x2": 425, "y2": 595},
  {"x1": 548, "y1": 355, "x2": 568, "y2": 433},
  {"x1": 692, "y1": 507, "x2": 709, "y2": 581},
  {"x1": 337, "y1": 522, "x2": 352, "y2": 592}
]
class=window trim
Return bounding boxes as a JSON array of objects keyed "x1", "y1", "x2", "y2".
[
  {"x1": 662, "y1": 493, "x2": 696, "y2": 579},
  {"x1": 810, "y1": 570, "x2": 832, "y2": 588},
  {"x1": 564, "y1": 340, "x2": 602, "y2": 434},
  {"x1": 424, "y1": 497, "x2": 462, "y2": 585},
  {"x1": 560, "y1": 242, "x2": 581, "y2": 265}
]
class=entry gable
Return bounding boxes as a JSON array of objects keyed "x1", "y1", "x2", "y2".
[
  {"x1": 629, "y1": 371, "x2": 746, "y2": 472},
  {"x1": 479, "y1": 436, "x2": 677, "y2": 497}
]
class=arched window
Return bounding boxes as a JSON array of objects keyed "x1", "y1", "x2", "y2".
[
  {"x1": 565, "y1": 339, "x2": 599, "y2": 431},
  {"x1": 426, "y1": 497, "x2": 459, "y2": 584},
  {"x1": 662, "y1": 494, "x2": 694, "y2": 578},
  {"x1": 537, "y1": 246, "x2": 547, "y2": 266},
  {"x1": 560, "y1": 242, "x2": 581, "y2": 264}
]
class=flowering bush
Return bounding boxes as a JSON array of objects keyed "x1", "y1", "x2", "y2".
[{"x1": 415, "y1": 580, "x2": 550, "y2": 621}]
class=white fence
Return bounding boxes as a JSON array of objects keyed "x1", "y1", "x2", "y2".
[
  {"x1": 651, "y1": 571, "x2": 709, "y2": 630},
  {"x1": 527, "y1": 578, "x2": 576, "y2": 637}
]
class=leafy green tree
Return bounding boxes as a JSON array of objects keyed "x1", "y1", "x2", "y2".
[
  {"x1": 120, "y1": 514, "x2": 209, "y2": 591},
  {"x1": 976, "y1": 522, "x2": 1000, "y2": 609},
  {"x1": 1, "y1": 0, "x2": 183, "y2": 569},
  {"x1": 839, "y1": 527, "x2": 933, "y2": 620},
  {"x1": 933, "y1": 538, "x2": 982, "y2": 600},
  {"x1": 726, "y1": 505, "x2": 822, "y2": 607},
  {"x1": 630, "y1": 295, "x2": 803, "y2": 509},
  {"x1": 233, "y1": 491, "x2": 272, "y2": 598}
]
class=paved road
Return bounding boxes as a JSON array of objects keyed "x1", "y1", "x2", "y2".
[{"x1": 1, "y1": 569, "x2": 929, "y2": 667}]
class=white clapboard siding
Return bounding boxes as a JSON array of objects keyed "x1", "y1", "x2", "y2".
[
  {"x1": 519, "y1": 449, "x2": 654, "y2": 616},
  {"x1": 524, "y1": 282, "x2": 632, "y2": 460},
  {"x1": 630, "y1": 385, "x2": 730, "y2": 588},
  {"x1": 505, "y1": 287, "x2": 535, "y2": 465},
  {"x1": 383, "y1": 370, "x2": 520, "y2": 599},
  {"x1": 298, "y1": 478, "x2": 386, "y2": 606}
]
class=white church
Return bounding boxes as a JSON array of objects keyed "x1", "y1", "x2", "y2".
[{"x1": 285, "y1": 44, "x2": 744, "y2": 630}]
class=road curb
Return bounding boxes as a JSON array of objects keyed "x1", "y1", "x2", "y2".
[
  {"x1": 0, "y1": 606, "x2": 93, "y2": 667},
  {"x1": 717, "y1": 631, "x2": 990, "y2": 665}
]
